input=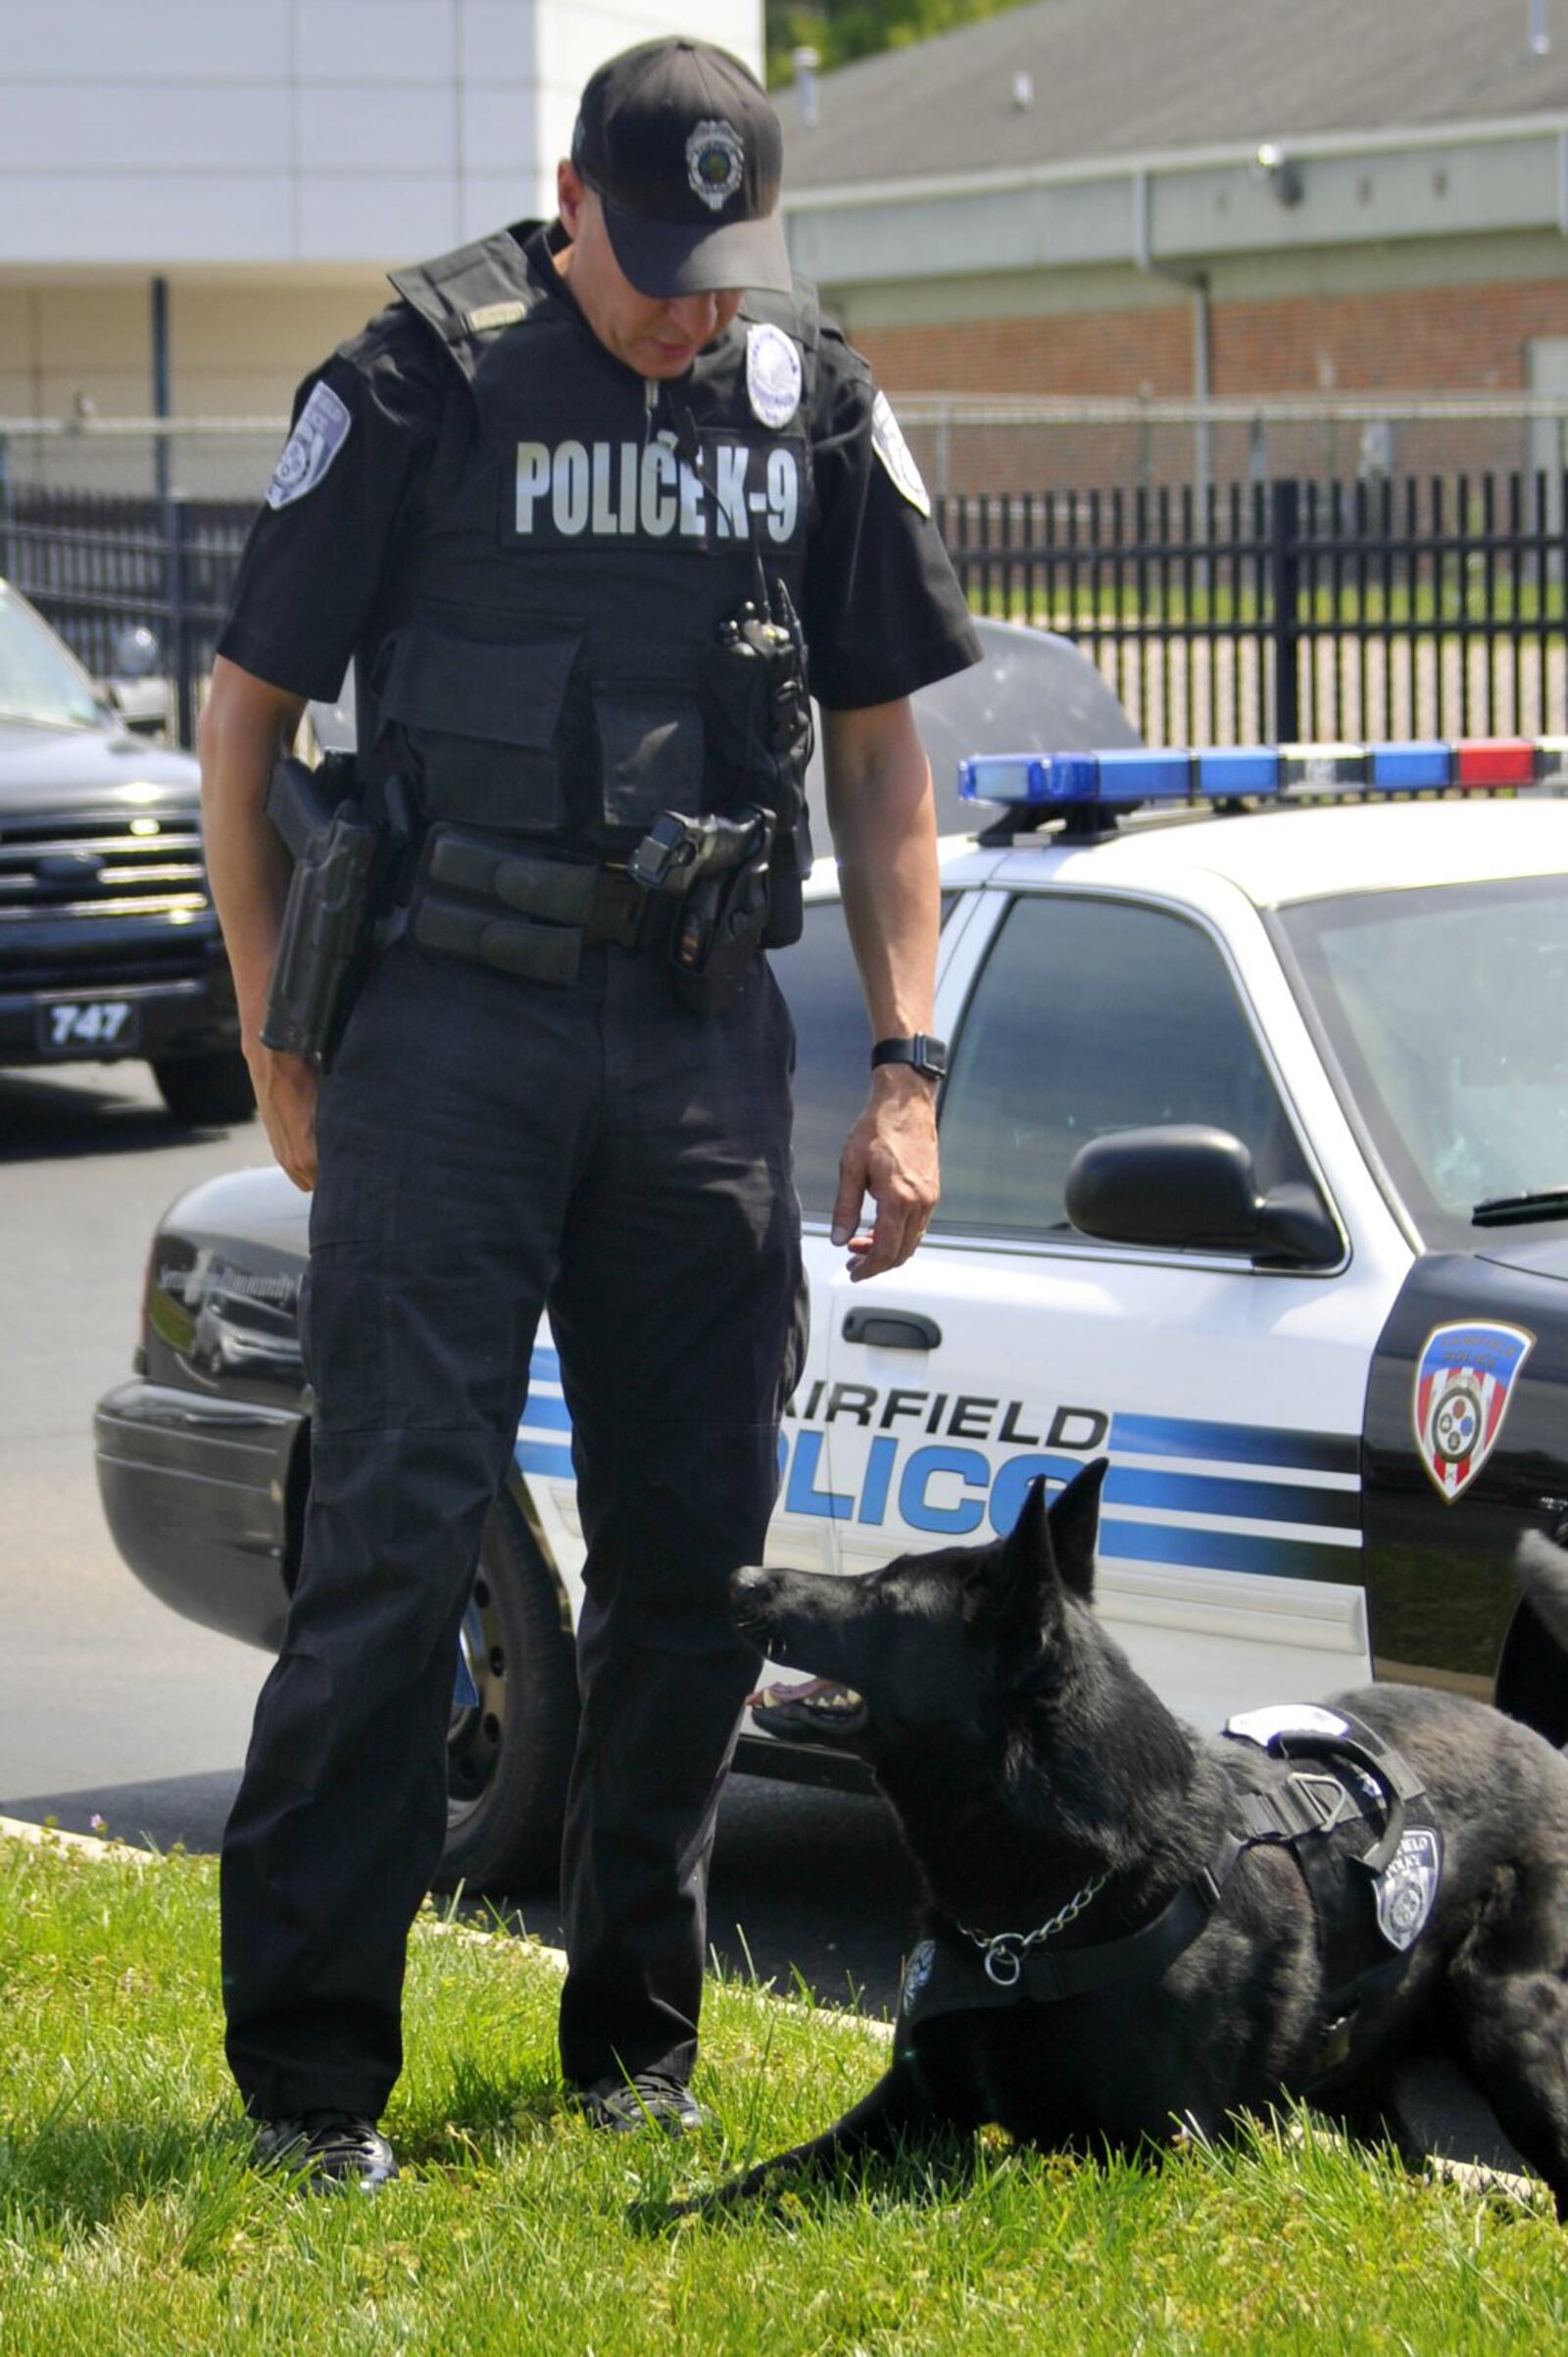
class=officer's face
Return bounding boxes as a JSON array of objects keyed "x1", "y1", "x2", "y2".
[{"x1": 557, "y1": 165, "x2": 745, "y2": 381}]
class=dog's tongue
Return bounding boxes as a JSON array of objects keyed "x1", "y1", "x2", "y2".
[{"x1": 747, "y1": 1676, "x2": 848, "y2": 1712}]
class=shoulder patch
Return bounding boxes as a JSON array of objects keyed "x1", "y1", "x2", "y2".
[
  {"x1": 746, "y1": 321, "x2": 802, "y2": 429},
  {"x1": 871, "y1": 390, "x2": 931, "y2": 516},
  {"x1": 267, "y1": 381, "x2": 352, "y2": 512}
]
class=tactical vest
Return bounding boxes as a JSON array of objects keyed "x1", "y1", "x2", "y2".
[{"x1": 363, "y1": 221, "x2": 820, "y2": 885}]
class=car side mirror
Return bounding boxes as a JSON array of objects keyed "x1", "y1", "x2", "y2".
[
  {"x1": 102, "y1": 623, "x2": 172, "y2": 738},
  {"x1": 1064, "y1": 1124, "x2": 1341, "y2": 1269}
]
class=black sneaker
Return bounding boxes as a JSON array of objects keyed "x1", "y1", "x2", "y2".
[
  {"x1": 578, "y1": 2073, "x2": 710, "y2": 2135},
  {"x1": 253, "y1": 2109, "x2": 399, "y2": 2191}
]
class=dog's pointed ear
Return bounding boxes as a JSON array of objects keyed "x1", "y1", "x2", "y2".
[
  {"x1": 978, "y1": 1473, "x2": 1058, "y2": 1639},
  {"x1": 1046, "y1": 1456, "x2": 1109, "y2": 1600}
]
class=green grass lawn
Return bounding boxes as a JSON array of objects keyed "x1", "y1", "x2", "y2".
[{"x1": 3, "y1": 1831, "x2": 1567, "y2": 2355}]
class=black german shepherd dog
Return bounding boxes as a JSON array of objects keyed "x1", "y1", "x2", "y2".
[{"x1": 708, "y1": 1461, "x2": 1568, "y2": 2215}]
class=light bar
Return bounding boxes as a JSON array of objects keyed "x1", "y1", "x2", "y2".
[{"x1": 957, "y1": 735, "x2": 1568, "y2": 815}]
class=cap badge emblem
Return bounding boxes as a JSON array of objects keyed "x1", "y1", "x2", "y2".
[{"x1": 687, "y1": 119, "x2": 745, "y2": 212}]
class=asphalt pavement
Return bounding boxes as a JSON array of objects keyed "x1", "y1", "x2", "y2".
[{"x1": 0, "y1": 1055, "x2": 918, "y2": 2018}]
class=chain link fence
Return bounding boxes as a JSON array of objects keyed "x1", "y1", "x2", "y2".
[{"x1": 895, "y1": 395, "x2": 1568, "y2": 506}]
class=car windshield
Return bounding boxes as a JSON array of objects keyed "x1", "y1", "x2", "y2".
[
  {"x1": 1277, "y1": 873, "x2": 1568, "y2": 1249},
  {"x1": 0, "y1": 585, "x2": 104, "y2": 729}
]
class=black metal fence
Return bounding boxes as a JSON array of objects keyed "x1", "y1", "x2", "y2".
[
  {"x1": 0, "y1": 487, "x2": 251, "y2": 748},
  {"x1": 4, "y1": 472, "x2": 1566, "y2": 751},
  {"x1": 938, "y1": 471, "x2": 1568, "y2": 746}
]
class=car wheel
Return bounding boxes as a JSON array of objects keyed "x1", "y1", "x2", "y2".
[
  {"x1": 151, "y1": 1051, "x2": 256, "y2": 1125},
  {"x1": 439, "y1": 1489, "x2": 579, "y2": 1892}
]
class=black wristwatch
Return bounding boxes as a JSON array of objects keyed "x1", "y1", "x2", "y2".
[{"x1": 871, "y1": 1033, "x2": 949, "y2": 1083}]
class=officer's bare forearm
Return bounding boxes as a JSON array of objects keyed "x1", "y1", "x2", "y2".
[
  {"x1": 820, "y1": 698, "x2": 940, "y2": 1041},
  {"x1": 198, "y1": 655, "x2": 308, "y2": 1039}
]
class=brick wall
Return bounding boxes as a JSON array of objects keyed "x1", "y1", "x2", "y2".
[{"x1": 855, "y1": 275, "x2": 1568, "y2": 492}]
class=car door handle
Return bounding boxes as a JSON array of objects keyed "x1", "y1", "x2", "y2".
[{"x1": 841, "y1": 1307, "x2": 942, "y2": 1350}]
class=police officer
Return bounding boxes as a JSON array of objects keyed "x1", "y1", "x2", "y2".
[{"x1": 200, "y1": 35, "x2": 980, "y2": 2188}]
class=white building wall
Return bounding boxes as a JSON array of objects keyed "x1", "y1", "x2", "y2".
[
  {"x1": 0, "y1": 0, "x2": 764, "y2": 267},
  {"x1": 0, "y1": 0, "x2": 763, "y2": 431}
]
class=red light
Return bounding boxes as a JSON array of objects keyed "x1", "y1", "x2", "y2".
[{"x1": 1455, "y1": 739, "x2": 1535, "y2": 787}]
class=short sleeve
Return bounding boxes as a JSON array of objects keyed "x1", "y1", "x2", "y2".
[
  {"x1": 215, "y1": 305, "x2": 448, "y2": 703},
  {"x1": 800, "y1": 326, "x2": 981, "y2": 713}
]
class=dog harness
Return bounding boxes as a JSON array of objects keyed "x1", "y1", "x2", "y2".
[{"x1": 896, "y1": 1705, "x2": 1443, "y2": 2087}]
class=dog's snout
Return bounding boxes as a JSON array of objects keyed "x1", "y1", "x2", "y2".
[{"x1": 729, "y1": 1563, "x2": 781, "y2": 1625}]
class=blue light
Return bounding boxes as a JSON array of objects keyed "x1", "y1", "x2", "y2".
[
  {"x1": 1040, "y1": 754, "x2": 1100, "y2": 802},
  {"x1": 1097, "y1": 750, "x2": 1192, "y2": 802},
  {"x1": 1196, "y1": 748, "x2": 1281, "y2": 797},
  {"x1": 1368, "y1": 741, "x2": 1451, "y2": 791}
]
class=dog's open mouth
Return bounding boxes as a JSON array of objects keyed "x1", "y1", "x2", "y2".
[{"x1": 747, "y1": 1676, "x2": 868, "y2": 1742}]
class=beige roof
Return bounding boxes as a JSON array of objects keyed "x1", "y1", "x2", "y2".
[{"x1": 781, "y1": 0, "x2": 1568, "y2": 188}]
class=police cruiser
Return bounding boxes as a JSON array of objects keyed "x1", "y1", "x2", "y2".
[{"x1": 93, "y1": 630, "x2": 1568, "y2": 1888}]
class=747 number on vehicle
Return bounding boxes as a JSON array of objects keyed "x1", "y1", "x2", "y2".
[{"x1": 36, "y1": 999, "x2": 139, "y2": 1053}]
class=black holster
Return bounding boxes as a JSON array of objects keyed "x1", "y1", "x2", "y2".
[
  {"x1": 261, "y1": 756, "x2": 387, "y2": 1062},
  {"x1": 628, "y1": 807, "x2": 775, "y2": 1016}
]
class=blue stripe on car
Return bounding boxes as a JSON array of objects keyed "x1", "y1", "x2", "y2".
[
  {"x1": 1100, "y1": 1517, "x2": 1358, "y2": 1581},
  {"x1": 1104, "y1": 1466, "x2": 1360, "y2": 1529},
  {"x1": 514, "y1": 1438, "x2": 576, "y2": 1478},
  {"x1": 1109, "y1": 1412, "x2": 1358, "y2": 1476}
]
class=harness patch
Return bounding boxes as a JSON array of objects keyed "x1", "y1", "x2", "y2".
[
  {"x1": 1376, "y1": 1826, "x2": 1443, "y2": 1949},
  {"x1": 1413, "y1": 1321, "x2": 1534, "y2": 1501},
  {"x1": 267, "y1": 381, "x2": 352, "y2": 511},
  {"x1": 747, "y1": 322, "x2": 802, "y2": 429},
  {"x1": 871, "y1": 390, "x2": 931, "y2": 516},
  {"x1": 902, "y1": 1939, "x2": 937, "y2": 2015}
]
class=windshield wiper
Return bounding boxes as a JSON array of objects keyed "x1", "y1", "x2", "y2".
[{"x1": 1473, "y1": 1188, "x2": 1568, "y2": 1227}]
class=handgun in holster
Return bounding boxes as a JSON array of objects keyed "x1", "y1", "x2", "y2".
[
  {"x1": 628, "y1": 805, "x2": 775, "y2": 1016},
  {"x1": 261, "y1": 753, "x2": 394, "y2": 1062}
]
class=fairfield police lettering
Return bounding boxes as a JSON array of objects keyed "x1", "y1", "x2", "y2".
[{"x1": 514, "y1": 435, "x2": 802, "y2": 548}]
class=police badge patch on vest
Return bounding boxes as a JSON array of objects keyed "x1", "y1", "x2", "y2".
[
  {"x1": 746, "y1": 323, "x2": 803, "y2": 429},
  {"x1": 267, "y1": 381, "x2": 353, "y2": 511},
  {"x1": 871, "y1": 390, "x2": 932, "y2": 516},
  {"x1": 510, "y1": 429, "x2": 806, "y2": 551}
]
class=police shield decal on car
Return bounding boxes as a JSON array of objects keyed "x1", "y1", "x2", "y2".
[
  {"x1": 266, "y1": 381, "x2": 353, "y2": 511},
  {"x1": 746, "y1": 323, "x2": 802, "y2": 429},
  {"x1": 1413, "y1": 1321, "x2": 1535, "y2": 1500},
  {"x1": 871, "y1": 390, "x2": 932, "y2": 516}
]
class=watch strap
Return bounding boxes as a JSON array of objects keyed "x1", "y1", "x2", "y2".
[{"x1": 871, "y1": 1033, "x2": 948, "y2": 1080}]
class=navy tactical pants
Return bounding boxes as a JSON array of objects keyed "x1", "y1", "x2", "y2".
[{"x1": 220, "y1": 932, "x2": 806, "y2": 2119}]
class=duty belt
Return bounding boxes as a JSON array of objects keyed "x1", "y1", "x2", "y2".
[{"x1": 407, "y1": 824, "x2": 675, "y2": 987}]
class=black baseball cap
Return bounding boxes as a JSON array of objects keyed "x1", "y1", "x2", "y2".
[{"x1": 570, "y1": 37, "x2": 792, "y2": 298}]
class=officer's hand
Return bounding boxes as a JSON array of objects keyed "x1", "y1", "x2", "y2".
[
  {"x1": 831, "y1": 1066, "x2": 940, "y2": 1283},
  {"x1": 247, "y1": 1039, "x2": 319, "y2": 1192}
]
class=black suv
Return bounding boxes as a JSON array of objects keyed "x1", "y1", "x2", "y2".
[{"x1": 0, "y1": 578, "x2": 251, "y2": 1122}]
